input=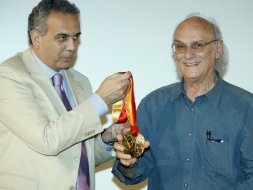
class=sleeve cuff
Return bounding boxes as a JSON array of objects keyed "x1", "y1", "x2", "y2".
[
  {"x1": 88, "y1": 93, "x2": 108, "y2": 116},
  {"x1": 98, "y1": 135, "x2": 116, "y2": 156}
]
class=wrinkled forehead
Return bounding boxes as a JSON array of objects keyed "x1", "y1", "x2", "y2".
[{"x1": 174, "y1": 17, "x2": 214, "y2": 41}]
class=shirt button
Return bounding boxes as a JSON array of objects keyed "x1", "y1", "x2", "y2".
[
  {"x1": 184, "y1": 183, "x2": 189, "y2": 188},
  {"x1": 74, "y1": 156, "x2": 80, "y2": 161},
  {"x1": 186, "y1": 158, "x2": 190, "y2": 162},
  {"x1": 188, "y1": 132, "x2": 192, "y2": 137},
  {"x1": 190, "y1": 107, "x2": 195, "y2": 112}
]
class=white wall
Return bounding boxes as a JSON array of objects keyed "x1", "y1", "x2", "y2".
[{"x1": 1, "y1": 0, "x2": 253, "y2": 189}]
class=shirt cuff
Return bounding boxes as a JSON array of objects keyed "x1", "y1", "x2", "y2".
[
  {"x1": 98, "y1": 135, "x2": 116, "y2": 156},
  {"x1": 88, "y1": 93, "x2": 108, "y2": 117}
]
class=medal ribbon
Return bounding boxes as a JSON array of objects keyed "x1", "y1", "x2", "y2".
[{"x1": 112, "y1": 74, "x2": 139, "y2": 136}]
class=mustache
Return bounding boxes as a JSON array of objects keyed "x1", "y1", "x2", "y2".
[{"x1": 62, "y1": 51, "x2": 75, "y2": 58}]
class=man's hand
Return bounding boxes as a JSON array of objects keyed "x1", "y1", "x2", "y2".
[
  {"x1": 96, "y1": 72, "x2": 131, "y2": 106},
  {"x1": 101, "y1": 123, "x2": 127, "y2": 145},
  {"x1": 114, "y1": 133, "x2": 150, "y2": 167}
]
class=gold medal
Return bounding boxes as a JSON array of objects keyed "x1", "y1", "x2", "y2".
[
  {"x1": 122, "y1": 131, "x2": 145, "y2": 158},
  {"x1": 112, "y1": 74, "x2": 145, "y2": 158}
]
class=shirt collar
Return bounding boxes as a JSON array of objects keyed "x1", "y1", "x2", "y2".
[
  {"x1": 170, "y1": 71, "x2": 224, "y2": 108},
  {"x1": 30, "y1": 48, "x2": 64, "y2": 80},
  {"x1": 205, "y1": 71, "x2": 224, "y2": 108},
  {"x1": 170, "y1": 82, "x2": 182, "y2": 102}
]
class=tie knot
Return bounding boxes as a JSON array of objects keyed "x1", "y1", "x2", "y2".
[{"x1": 53, "y1": 73, "x2": 63, "y2": 87}]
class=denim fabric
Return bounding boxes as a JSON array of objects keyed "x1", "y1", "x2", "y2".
[{"x1": 112, "y1": 73, "x2": 253, "y2": 190}]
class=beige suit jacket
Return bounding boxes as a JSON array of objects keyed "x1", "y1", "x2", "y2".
[{"x1": 0, "y1": 49, "x2": 113, "y2": 190}]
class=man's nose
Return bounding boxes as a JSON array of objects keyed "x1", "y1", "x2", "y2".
[{"x1": 66, "y1": 38, "x2": 77, "y2": 51}]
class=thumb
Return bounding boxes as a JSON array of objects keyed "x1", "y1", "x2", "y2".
[{"x1": 144, "y1": 141, "x2": 150, "y2": 149}]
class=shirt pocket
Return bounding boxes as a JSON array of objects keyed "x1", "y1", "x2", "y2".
[{"x1": 203, "y1": 140, "x2": 232, "y2": 177}]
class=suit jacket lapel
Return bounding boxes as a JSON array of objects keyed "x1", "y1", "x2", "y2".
[
  {"x1": 21, "y1": 49, "x2": 67, "y2": 115},
  {"x1": 64, "y1": 70, "x2": 90, "y2": 105}
]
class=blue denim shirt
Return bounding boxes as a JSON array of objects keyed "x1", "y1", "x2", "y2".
[{"x1": 112, "y1": 73, "x2": 253, "y2": 190}]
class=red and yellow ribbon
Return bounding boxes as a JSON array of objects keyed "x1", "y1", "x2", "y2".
[{"x1": 112, "y1": 74, "x2": 139, "y2": 136}]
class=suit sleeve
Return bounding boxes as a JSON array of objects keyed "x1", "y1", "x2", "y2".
[{"x1": 0, "y1": 65, "x2": 103, "y2": 156}]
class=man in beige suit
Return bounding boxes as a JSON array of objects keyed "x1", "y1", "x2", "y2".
[{"x1": 0, "y1": 0, "x2": 130, "y2": 189}]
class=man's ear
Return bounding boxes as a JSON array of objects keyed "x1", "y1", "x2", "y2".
[
  {"x1": 30, "y1": 30, "x2": 41, "y2": 49},
  {"x1": 215, "y1": 40, "x2": 223, "y2": 59}
]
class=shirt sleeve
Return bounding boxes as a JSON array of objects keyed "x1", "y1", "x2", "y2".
[
  {"x1": 97, "y1": 136, "x2": 116, "y2": 156},
  {"x1": 88, "y1": 93, "x2": 108, "y2": 117}
]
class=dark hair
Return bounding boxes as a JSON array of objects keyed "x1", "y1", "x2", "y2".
[{"x1": 28, "y1": 0, "x2": 80, "y2": 45}]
